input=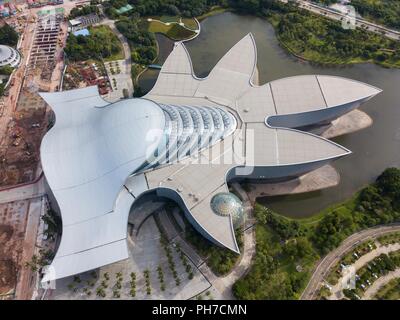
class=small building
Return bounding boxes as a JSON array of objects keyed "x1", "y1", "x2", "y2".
[
  {"x1": 68, "y1": 13, "x2": 101, "y2": 32},
  {"x1": 68, "y1": 19, "x2": 82, "y2": 32}
]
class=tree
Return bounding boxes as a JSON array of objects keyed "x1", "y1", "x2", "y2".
[
  {"x1": 376, "y1": 168, "x2": 400, "y2": 198},
  {"x1": 0, "y1": 66, "x2": 14, "y2": 76},
  {"x1": 0, "y1": 24, "x2": 18, "y2": 47}
]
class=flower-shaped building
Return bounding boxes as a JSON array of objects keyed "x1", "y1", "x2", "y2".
[{"x1": 40, "y1": 34, "x2": 381, "y2": 281}]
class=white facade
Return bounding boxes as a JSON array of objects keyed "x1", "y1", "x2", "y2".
[{"x1": 40, "y1": 34, "x2": 381, "y2": 282}]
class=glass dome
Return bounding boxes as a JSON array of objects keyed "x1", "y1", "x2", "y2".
[{"x1": 210, "y1": 192, "x2": 245, "y2": 229}]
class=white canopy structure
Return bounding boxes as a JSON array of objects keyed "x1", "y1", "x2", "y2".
[
  {"x1": 0, "y1": 44, "x2": 20, "y2": 68},
  {"x1": 40, "y1": 33, "x2": 381, "y2": 282}
]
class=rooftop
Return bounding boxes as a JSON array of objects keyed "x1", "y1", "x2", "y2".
[{"x1": 39, "y1": 33, "x2": 381, "y2": 282}]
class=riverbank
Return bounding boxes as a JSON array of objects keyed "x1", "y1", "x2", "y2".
[
  {"x1": 143, "y1": 17, "x2": 200, "y2": 41},
  {"x1": 265, "y1": 7, "x2": 400, "y2": 69},
  {"x1": 197, "y1": 6, "x2": 230, "y2": 22},
  {"x1": 136, "y1": 2, "x2": 400, "y2": 93},
  {"x1": 233, "y1": 167, "x2": 400, "y2": 299}
]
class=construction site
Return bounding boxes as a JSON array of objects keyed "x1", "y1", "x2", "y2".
[
  {"x1": 1, "y1": 8, "x2": 67, "y2": 188},
  {"x1": 0, "y1": 3, "x2": 72, "y2": 299},
  {"x1": 62, "y1": 60, "x2": 111, "y2": 95},
  {"x1": 28, "y1": 9, "x2": 64, "y2": 81},
  {"x1": 0, "y1": 201, "x2": 28, "y2": 298}
]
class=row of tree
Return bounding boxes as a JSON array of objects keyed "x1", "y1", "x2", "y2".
[
  {"x1": 234, "y1": 167, "x2": 400, "y2": 299},
  {"x1": 115, "y1": 17, "x2": 157, "y2": 65},
  {"x1": 65, "y1": 27, "x2": 121, "y2": 61},
  {"x1": 313, "y1": 168, "x2": 400, "y2": 254},
  {"x1": 105, "y1": 0, "x2": 223, "y2": 18},
  {"x1": 68, "y1": 5, "x2": 100, "y2": 19},
  {"x1": 352, "y1": 0, "x2": 400, "y2": 31},
  {"x1": 0, "y1": 24, "x2": 19, "y2": 47}
]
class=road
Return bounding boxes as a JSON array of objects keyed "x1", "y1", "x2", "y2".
[
  {"x1": 301, "y1": 223, "x2": 400, "y2": 300},
  {"x1": 362, "y1": 267, "x2": 400, "y2": 300},
  {"x1": 328, "y1": 242, "x2": 400, "y2": 299},
  {"x1": 0, "y1": 175, "x2": 45, "y2": 204},
  {"x1": 281, "y1": 0, "x2": 400, "y2": 41},
  {"x1": 101, "y1": 19, "x2": 133, "y2": 99}
]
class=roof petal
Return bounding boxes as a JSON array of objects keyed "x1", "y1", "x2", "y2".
[{"x1": 194, "y1": 33, "x2": 257, "y2": 104}]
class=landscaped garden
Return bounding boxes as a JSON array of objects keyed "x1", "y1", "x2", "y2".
[
  {"x1": 143, "y1": 18, "x2": 197, "y2": 41},
  {"x1": 65, "y1": 25, "x2": 123, "y2": 62},
  {"x1": 374, "y1": 277, "x2": 400, "y2": 300},
  {"x1": 325, "y1": 240, "x2": 377, "y2": 286},
  {"x1": 233, "y1": 167, "x2": 400, "y2": 300},
  {"x1": 343, "y1": 250, "x2": 400, "y2": 299},
  {"x1": 230, "y1": 0, "x2": 400, "y2": 68}
]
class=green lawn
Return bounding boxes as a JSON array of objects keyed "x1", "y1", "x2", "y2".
[
  {"x1": 181, "y1": 18, "x2": 198, "y2": 30},
  {"x1": 90, "y1": 25, "x2": 124, "y2": 61},
  {"x1": 159, "y1": 15, "x2": 180, "y2": 23},
  {"x1": 146, "y1": 20, "x2": 196, "y2": 41}
]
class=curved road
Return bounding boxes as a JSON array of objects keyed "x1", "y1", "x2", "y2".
[
  {"x1": 101, "y1": 19, "x2": 133, "y2": 97},
  {"x1": 362, "y1": 267, "x2": 400, "y2": 300},
  {"x1": 301, "y1": 223, "x2": 400, "y2": 300},
  {"x1": 281, "y1": 0, "x2": 400, "y2": 41}
]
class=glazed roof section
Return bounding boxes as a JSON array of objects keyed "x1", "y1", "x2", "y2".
[{"x1": 146, "y1": 137, "x2": 243, "y2": 252}]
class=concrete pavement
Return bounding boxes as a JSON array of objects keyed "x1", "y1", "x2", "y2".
[
  {"x1": 0, "y1": 176, "x2": 45, "y2": 204},
  {"x1": 100, "y1": 19, "x2": 133, "y2": 101}
]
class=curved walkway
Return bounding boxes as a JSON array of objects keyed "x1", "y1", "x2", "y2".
[
  {"x1": 161, "y1": 182, "x2": 256, "y2": 300},
  {"x1": 100, "y1": 19, "x2": 133, "y2": 97},
  {"x1": 328, "y1": 242, "x2": 400, "y2": 299},
  {"x1": 362, "y1": 268, "x2": 400, "y2": 300},
  {"x1": 146, "y1": 17, "x2": 201, "y2": 42},
  {"x1": 301, "y1": 223, "x2": 400, "y2": 300},
  {"x1": 197, "y1": 183, "x2": 256, "y2": 299}
]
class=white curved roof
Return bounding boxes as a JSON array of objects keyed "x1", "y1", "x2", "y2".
[
  {"x1": 0, "y1": 45, "x2": 20, "y2": 68},
  {"x1": 40, "y1": 88, "x2": 166, "y2": 281},
  {"x1": 40, "y1": 33, "x2": 381, "y2": 282},
  {"x1": 41, "y1": 87, "x2": 165, "y2": 225}
]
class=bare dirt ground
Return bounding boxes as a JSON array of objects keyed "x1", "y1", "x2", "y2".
[
  {"x1": 0, "y1": 201, "x2": 30, "y2": 298},
  {"x1": 0, "y1": 6, "x2": 67, "y2": 189},
  {"x1": 0, "y1": 93, "x2": 48, "y2": 187}
]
